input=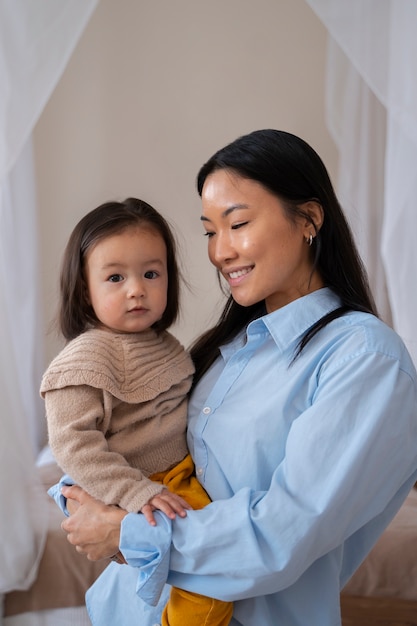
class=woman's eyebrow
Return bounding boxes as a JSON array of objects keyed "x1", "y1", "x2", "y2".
[{"x1": 200, "y1": 204, "x2": 249, "y2": 221}]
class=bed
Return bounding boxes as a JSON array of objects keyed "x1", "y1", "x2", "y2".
[
  {"x1": 2, "y1": 456, "x2": 106, "y2": 626},
  {"x1": 341, "y1": 485, "x2": 417, "y2": 626}
]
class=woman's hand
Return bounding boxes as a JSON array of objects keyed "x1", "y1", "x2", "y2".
[
  {"x1": 66, "y1": 494, "x2": 80, "y2": 516},
  {"x1": 141, "y1": 487, "x2": 192, "y2": 526},
  {"x1": 61, "y1": 485, "x2": 127, "y2": 562}
]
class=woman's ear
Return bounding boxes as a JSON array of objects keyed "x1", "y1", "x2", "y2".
[{"x1": 302, "y1": 200, "x2": 324, "y2": 235}]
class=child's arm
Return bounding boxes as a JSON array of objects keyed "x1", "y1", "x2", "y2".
[
  {"x1": 141, "y1": 489, "x2": 192, "y2": 526},
  {"x1": 44, "y1": 385, "x2": 173, "y2": 513}
]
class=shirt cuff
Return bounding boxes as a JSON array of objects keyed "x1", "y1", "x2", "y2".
[
  {"x1": 120, "y1": 511, "x2": 172, "y2": 606},
  {"x1": 47, "y1": 474, "x2": 75, "y2": 517}
]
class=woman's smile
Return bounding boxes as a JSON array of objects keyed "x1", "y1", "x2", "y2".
[{"x1": 225, "y1": 266, "x2": 254, "y2": 283}]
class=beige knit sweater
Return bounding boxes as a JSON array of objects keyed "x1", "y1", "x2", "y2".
[{"x1": 41, "y1": 328, "x2": 194, "y2": 513}]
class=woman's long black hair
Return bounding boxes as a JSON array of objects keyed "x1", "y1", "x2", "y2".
[{"x1": 190, "y1": 129, "x2": 377, "y2": 385}]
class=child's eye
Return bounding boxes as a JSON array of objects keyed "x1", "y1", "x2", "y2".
[
  {"x1": 144, "y1": 270, "x2": 159, "y2": 279},
  {"x1": 108, "y1": 274, "x2": 123, "y2": 283}
]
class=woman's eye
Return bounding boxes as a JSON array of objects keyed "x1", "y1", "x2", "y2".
[
  {"x1": 203, "y1": 231, "x2": 214, "y2": 238},
  {"x1": 108, "y1": 274, "x2": 123, "y2": 283},
  {"x1": 231, "y1": 221, "x2": 248, "y2": 230},
  {"x1": 144, "y1": 270, "x2": 158, "y2": 279}
]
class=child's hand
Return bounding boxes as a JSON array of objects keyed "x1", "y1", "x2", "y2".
[{"x1": 141, "y1": 489, "x2": 192, "y2": 526}]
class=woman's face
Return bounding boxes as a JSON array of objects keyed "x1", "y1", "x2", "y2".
[{"x1": 201, "y1": 169, "x2": 323, "y2": 313}]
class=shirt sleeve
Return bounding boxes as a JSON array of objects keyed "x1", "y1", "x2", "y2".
[
  {"x1": 120, "y1": 349, "x2": 417, "y2": 604},
  {"x1": 48, "y1": 474, "x2": 75, "y2": 516}
]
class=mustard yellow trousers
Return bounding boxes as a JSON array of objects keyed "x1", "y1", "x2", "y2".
[{"x1": 150, "y1": 454, "x2": 233, "y2": 626}]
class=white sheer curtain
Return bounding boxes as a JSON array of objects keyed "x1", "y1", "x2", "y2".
[
  {"x1": 305, "y1": 0, "x2": 417, "y2": 365},
  {"x1": 0, "y1": 0, "x2": 98, "y2": 597}
]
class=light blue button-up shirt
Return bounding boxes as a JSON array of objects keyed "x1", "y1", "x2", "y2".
[{"x1": 77, "y1": 289, "x2": 417, "y2": 626}]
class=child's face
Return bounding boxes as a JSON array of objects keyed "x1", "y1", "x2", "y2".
[{"x1": 85, "y1": 226, "x2": 168, "y2": 334}]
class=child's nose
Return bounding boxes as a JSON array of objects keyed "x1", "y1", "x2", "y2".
[{"x1": 127, "y1": 278, "x2": 145, "y2": 298}]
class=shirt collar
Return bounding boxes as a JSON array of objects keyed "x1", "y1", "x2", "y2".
[{"x1": 221, "y1": 288, "x2": 342, "y2": 360}]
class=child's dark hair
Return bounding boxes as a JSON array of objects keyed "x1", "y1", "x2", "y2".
[{"x1": 59, "y1": 197, "x2": 180, "y2": 340}]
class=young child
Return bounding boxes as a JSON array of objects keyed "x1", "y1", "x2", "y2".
[{"x1": 41, "y1": 198, "x2": 232, "y2": 626}]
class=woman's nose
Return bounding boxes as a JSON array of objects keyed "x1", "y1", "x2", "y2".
[{"x1": 210, "y1": 233, "x2": 237, "y2": 265}]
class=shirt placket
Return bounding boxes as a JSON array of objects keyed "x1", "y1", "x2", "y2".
[{"x1": 193, "y1": 328, "x2": 266, "y2": 483}]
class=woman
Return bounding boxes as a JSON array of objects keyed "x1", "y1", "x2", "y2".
[{"x1": 60, "y1": 129, "x2": 417, "y2": 626}]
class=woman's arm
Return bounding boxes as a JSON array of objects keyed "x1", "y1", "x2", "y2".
[
  {"x1": 122, "y1": 349, "x2": 417, "y2": 603},
  {"x1": 61, "y1": 350, "x2": 417, "y2": 604}
]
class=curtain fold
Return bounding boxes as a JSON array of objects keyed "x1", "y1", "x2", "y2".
[
  {"x1": 305, "y1": 0, "x2": 417, "y2": 365},
  {"x1": 0, "y1": 0, "x2": 98, "y2": 595},
  {"x1": 0, "y1": 0, "x2": 98, "y2": 184}
]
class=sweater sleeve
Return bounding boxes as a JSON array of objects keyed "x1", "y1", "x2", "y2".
[{"x1": 44, "y1": 385, "x2": 164, "y2": 512}]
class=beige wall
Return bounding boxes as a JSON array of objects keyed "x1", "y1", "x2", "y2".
[{"x1": 34, "y1": 0, "x2": 337, "y2": 364}]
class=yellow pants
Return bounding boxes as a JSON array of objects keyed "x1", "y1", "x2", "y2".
[{"x1": 150, "y1": 454, "x2": 233, "y2": 626}]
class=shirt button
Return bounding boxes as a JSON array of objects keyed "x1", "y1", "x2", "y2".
[
  {"x1": 202, "y1": 406, "x2": 211, "y2": 414},
  {"x1": 196, "y1": 467, "x2": 203, "y2": 476}
]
